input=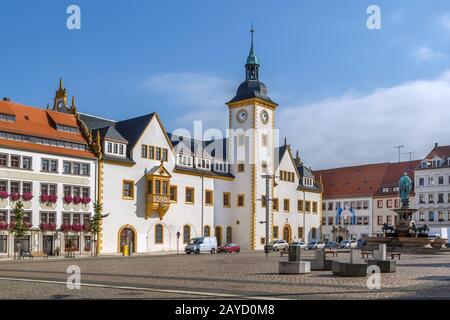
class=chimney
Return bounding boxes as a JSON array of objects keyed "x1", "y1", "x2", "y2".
[
  {"x1": 2, "y1": 97, "x2": 10, "y2": 101},
  {"x1": 435, "y1": 142, "x2": 439, "y2": 149}
]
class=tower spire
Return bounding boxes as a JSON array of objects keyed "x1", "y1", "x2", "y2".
[
  {"x1": 53, "y1": 77, "x2": 68, "y2": 111},
  {"x1": 245, "y1": 25, "x2": 259, "y2": 81}
]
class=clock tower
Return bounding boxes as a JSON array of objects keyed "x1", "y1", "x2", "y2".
[{"x1": 226, "y1": 27, "x2": 278, "y2": 250}]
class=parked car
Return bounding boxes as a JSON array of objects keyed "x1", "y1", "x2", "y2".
[
  {"x1": 185, "y1": 237, "x2": 217, "y2": 254},
  {"x1": 290, "y1": 241, "x2": 307, "y2": 250},
  {"x1": 217, "y1": 243, "x2": 240, "y2": 253},
  {"x1": 267, "y1": 240, "x2": 289, "y2": 251},
  {"x1": 324, "y1": 241, "x2": 339, "y2": 249},
  {"x1": 428, "y1": 233, "x2": 441, "y2": 239},
  {"x1": 446, "y1": 242, "x2": 450, "y2": 248},
  {"x1": 357, "y1": 239, "x2": 367, "y2": 248},
  {"x1": 308, "y1": 240, "x2": 325, "y2": 250},
  {"x1": 340, "y1": 240, "x2": 357, "y2": 249}
]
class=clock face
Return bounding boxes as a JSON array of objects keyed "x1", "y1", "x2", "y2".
[
  {"x1": 260, "y1": 110, "x2": 269, "y2": 124},
  {"x1": 236, "y1": 109, "x2": 248, "y2": 123}
]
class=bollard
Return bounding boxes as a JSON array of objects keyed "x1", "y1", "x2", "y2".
[{"x1": 289, "y1": 245, "x2": 301, "y2": 262}]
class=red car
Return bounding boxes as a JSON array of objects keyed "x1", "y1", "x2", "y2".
[{"x1": 217, "y1": 243, "x2": 240, "y2": 253}]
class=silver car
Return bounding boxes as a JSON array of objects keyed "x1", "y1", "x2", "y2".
[{"x1": 267, "y1": 240, "x2": 289, "y2": 251}]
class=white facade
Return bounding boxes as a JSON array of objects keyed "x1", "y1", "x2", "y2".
[
  {"x1": 0, "y1": 147, "x2": 97, "y2": 257},
  {"x1": 321, "y1": 197, "x2": 372, "y2": 241},
  {"x1": 414, "y1": 155, "x2": 450, "y2": 238}
]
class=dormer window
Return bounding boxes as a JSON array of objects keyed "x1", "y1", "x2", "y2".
[
  {"x1": 196, "y1": 157, "x2": 211, "y2": 170},
  {"x1": 105, "y1": 141, "x2": 126, "y2": 157},
  {"x1": 56, "y1": 124, "x2": 79, "y2": 133},
  {"x1": 0, "y1": 113, "x2": 15, "y2": 122},
  {"x1": 177, "y1": 154, "x2": 193, "y2": 167},
  {"x1": 303, "y1": 177, "x2": 314, "y2": 187},
  {"x1": 432, "y1": 159, "x2": 441, "y2": 168},
  {"x1": 214, "y1": 161, "x2": 228, "y2": 173}
]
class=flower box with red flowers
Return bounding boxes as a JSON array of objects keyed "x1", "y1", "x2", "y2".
[
  {"x1": 72, "y1": 196, "x2": 82, "y2": 205},
  {"x1": 0, "y1": 191, "x2": 9, "y2": 199},
  {"x1": 71, "y1": 223, "x2": 83, "y2": 232},
  {"x1": 40, "y1": 194, "x2": 49, "y2": 203},
  {"x1": 60, "y1": 223, "x2": 72, "y2": 232},
  {"x1": 0, "y1": 223, "x2": 8, "y2": 230},
  {"x1": 47, "y1": 194, "x2": 58, "y2": 203},
  {"x1": 10, "y1": 192, "x2": 20, "y2": 202},
  {"x1": 81, "y1": 197, "x2": 91, "y2": 204},
  {"x1": 22, "y1": 192, "x2": 33, "y2": 201},
  {"x1": 40, "y1": 223, "x2": 56, "y2": 231},
  {"x1": 63, "y1": 195, "x2": 73, "y2": 204}
]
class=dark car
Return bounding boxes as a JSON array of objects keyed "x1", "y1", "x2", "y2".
[
  {"x1": 217, "y1": 243, "x2": 240, "y2": 253},
  {"x1": 357, "y1": 239, "x2": 367, "y2": 248},
  {"x1": 324, "y1": 241, "x2": 339, "y2": 249}
]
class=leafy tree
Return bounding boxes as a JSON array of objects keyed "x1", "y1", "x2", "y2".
[
  {"x1": 89, "y1": 200, "x2": 109, "y2": 257},
  {"x1": 10, "y1": 201, "x2": 28, "y2": 260}
]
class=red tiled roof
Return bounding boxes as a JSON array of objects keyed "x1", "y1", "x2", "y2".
[
  {"x1": 46, "y1": 110, "x2": 78, "y2": 127},
  {"x1": 375, "y1": 160, "x2": 420, "y2": 196},
  {"x1": 314, "y1": 163, "x2": 390, "y2": 199},
  {"x1": 379, "y1": 160, "x2": 420, "y2": 186},
  {"x1": 0, "y1": 100, "x2": 96, "y2": 159},
  {"x1": 425, "y1": 145, "x2": 450, "y2": 159}
]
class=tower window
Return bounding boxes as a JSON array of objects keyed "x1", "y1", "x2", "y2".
[
  {"x1": 237, "y1": 194, "x2": 245, "y2": 207},
  {"x1": 261, "y1": 134, "x2": 268, "y2": 147}
]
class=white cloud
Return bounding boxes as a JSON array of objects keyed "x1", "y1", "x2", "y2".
[
  {"x1": 413, "y1": 46, "x2": 445, "y2": 61},
  {"x1": 439, "y1": 13, "x2": 450, "y2": 32},
  {"x1": 143, "y1": 71, "x2": 450, "y2": 170},
  {"x1": 279, "y1": 70, "x2": 450, "y2": 169},
  {"x1": 143, "y1": 72, "x2": 234, "y2": 130}
]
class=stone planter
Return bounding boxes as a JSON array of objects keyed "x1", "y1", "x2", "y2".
[
  {"x1": 40, "y1": 202, "x2": 57, "y2": 210},
  {"x1": 73, "y1": 203, "x2": 81, "y2": 211},
  {"x1": 23, "y1": 200, "x2": 32, "y2": 209},
  {"x1": 0, "y1": 198, "x2": 8, "y2": 208},
  {"x1": 10, "y1": 200, "x2": 17, "y2": 208},
  {"x1": 82, "y1": 203, "x2": 90, "y2": 211},
  {"x1": 63, "y1": 202, "x2": 73, "y2": 210}
]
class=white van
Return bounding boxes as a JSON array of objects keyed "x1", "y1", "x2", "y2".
[{"x1": 185, "y1": 237, "x2": 218, "y2": 254}]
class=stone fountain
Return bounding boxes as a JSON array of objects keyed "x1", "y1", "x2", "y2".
[{"x1": 366, "y1": 173, "x2": 448, "y2": 250}]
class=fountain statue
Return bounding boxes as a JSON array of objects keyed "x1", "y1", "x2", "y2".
[
  {"x1": 366, "y1": 172, "x2": 448, "y2": 249},
  {"x1": 393, "y1": 172, "x2": 417, "y2": 237}
]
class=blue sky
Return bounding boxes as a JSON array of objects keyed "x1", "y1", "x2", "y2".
[{"x1": 2, "y1": 0, "x2": 450, "y2": 168}]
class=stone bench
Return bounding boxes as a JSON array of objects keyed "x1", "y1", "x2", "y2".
[
  {"x1": 331, "y1": 261, "x2": 368, "y2": 277},
  {"x1": 361, "y1": 251, "x2": 374, "y2": 259},
  {"x1": 389, "y1": 252, "x2": 401, "y2": 260},
  {"x1": 368, "y1": 259, "x2": 396, "y2": 273},
  {"x1": 31, "y1": 251, "x2": 48, "y2": 259}
]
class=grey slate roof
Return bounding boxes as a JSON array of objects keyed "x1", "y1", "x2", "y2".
[
  {"x1": 115, "y1": 113, "x2": 155, "y2": 151},
  {"x1": 227, "y1": 80, "x2": 277, "y2": 105},
  {"x1": 95, "y1": 126, "x2": 127, "y2": 143}
]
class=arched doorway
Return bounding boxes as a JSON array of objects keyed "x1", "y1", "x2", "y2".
[
  {"x1": 283, "y1": 225, "x2": 291, "y2": 243},
  {"x1": 215, "y1": 226, "x2": 222, "y2": 246},
  {"x1": 118, "y1": 225, "x2": 137, "y2": 254}
]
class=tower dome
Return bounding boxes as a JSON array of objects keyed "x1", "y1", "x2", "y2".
[{"x1": 228, "y1": 26, "x2": 276, "y2": 105}]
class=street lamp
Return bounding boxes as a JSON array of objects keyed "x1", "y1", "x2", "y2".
[{"x1": 260, "y1": 174, "x2": 277, "y2": 257}]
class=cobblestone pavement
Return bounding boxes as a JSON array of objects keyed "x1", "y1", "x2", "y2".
[{"x1": 0, "y1": 251, "x2": 449, "y2": 300}]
